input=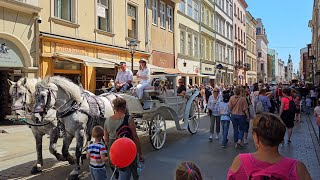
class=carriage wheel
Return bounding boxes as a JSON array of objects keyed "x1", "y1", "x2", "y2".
[
  {"x1": 188, "y1": 101, "x2": 200, "y2": 134},
  {"x1": 149, "y1": 113, "x2": 167, "y2": 150}
]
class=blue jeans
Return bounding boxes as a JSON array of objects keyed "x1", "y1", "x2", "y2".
[
  {"x1": 221, "y1": 120, "x2": 230, "y2": 146},
  {"x1": 119, "y1": 168, "x2": 131, "y2": 180},
  {"x1": 90, "y1": 167, "x2": 107, "y2": 180},
  {"x1": 231, "y1": 114, "x2": 247, "y2": 143}
]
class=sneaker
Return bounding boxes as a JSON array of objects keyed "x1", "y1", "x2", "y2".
[
  {"x1": 209, "y1": 134, "x2": 213, "y2": 141},
  {"x1": 215, "y1": 133, "x2": 219, "y2": 140},
  {"x1": 244, "y1": 139, "x2": 248, "y2": 144}
]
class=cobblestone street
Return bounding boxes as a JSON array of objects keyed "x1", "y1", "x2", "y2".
[{"x1": 0, "y1": 113, "x2": 319, "y2": 180}]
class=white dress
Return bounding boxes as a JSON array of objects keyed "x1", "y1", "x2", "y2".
[{"x1": 136, "y1": 68, "x2": 151, "y2": 99}]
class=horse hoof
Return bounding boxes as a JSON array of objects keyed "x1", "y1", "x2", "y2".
[
  {"x1": 56, "y1": 154, "x2": 66, "y2": 161},
  {"x1": 31, "y1": 167, "x2": 42, "y2": 174},
  {"x1": 67, "y1": 157, "x2": 75, "y2": 165},
  {"x1": 68, "y1": 174, "x2": 79, "y2": 180}
]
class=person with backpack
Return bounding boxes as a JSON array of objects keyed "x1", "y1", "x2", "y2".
[
  {"x1": 279, "y1": 88, "x2": 296, "y2": 143},
  {"x1": 227, "y1": 113, "x2": 311, "y2": 180},
  {"x1": 104, "y1": 97, "x2": 144, "y2": 180}
]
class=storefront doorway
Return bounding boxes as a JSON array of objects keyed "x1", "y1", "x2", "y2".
[{"x1": 0, "y1": 70, "x2": 22, "y2": 122}]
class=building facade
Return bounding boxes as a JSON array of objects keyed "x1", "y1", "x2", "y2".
[
  {"x1": 213, "y1": 0, "x2": 234, "y2": 86},
  {"x1": 200, "y1": 0, "x2": 216, "y2": 86},
  {"x1": 309, "y1": 0, "x2": 319, "y2": 84},
  {"x1": 267, "y1": 48, "x2": 277, "y2": 83},
  {"x1": 245, "y1": 11, "x2": 257, "y2": 85},
  {"x1": 256, "y1": 18, "x2": 268, "y2": 83},
  {"x1": 176, "y1": 0, "x2": 202, "y2": 86},
  {"x1": 286, "y1": 54, "x2": 293, "y2": 82},
  {"x1": 300, "y1": 47, "x2": 311, "y2": 82},
  {"x1": 0, "y1": 0, "x2": 41, "y2": 119},
  {"x1": 278, "y1": 59, "x2": 285, "y2": 83},
  {"x1": 233, "y1": 0, "x2": 247, "y2": 85}
]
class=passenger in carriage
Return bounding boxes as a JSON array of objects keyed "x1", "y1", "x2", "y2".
[
  {"x1": 177, "y1": 78, "x2": 187, "y2": 96},
  {"x1": 114, "y1": 62, "x2": 133, "y2": 92},
  {"x1": 136, "y1": 59, "x2": 151, "y2": 99}
]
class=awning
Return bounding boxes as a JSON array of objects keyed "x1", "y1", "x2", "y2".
[
  {"x1": 164, "y1": 68, "x2": 183, "y2": 74},
  {"x1": 54, "y1": 53, "x2": 115, "y2": 68},
  {"x1": 99, "y1": 58, "x2": 165, "y2": 73}
]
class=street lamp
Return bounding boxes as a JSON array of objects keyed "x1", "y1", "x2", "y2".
[{"x1": 128, "y1": 39, "x2": 137, "y2": 72}]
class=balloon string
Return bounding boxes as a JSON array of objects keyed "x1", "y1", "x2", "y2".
[{"x1": 110, "y1": 167, "x2": 117, "y2": 180}]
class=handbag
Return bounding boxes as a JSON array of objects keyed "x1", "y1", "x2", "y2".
[{"x1": 246, "y1": 97, "x2": 256, "y2": 120}]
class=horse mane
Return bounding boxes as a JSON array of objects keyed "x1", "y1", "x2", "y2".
[
  {"x1": 39, "y1": 76, "x2": 82, "y2": 103},
  {"x1": 9, "y1": 78, "x2": 41, "y2": 95}
]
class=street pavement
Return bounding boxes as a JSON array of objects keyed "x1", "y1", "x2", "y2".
[{"x1": 0, "y1": 112, "x2": 319, "y2": 180}]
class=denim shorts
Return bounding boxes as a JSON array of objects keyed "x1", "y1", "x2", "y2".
[{"x1": 90, "y1": 166, "x2": 107, "y2": 180}]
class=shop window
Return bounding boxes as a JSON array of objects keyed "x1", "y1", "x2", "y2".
[
  {"x1": 97, "y1": 0, "x2": 110, "y2": 32},
  {"x1": 54, "y1": 60, "x2": 81, "y2": 70},
  {"x1": 54, "y1": 0, "x2": 74, "y2": 22},
  {"x1": 127, "y1": 4, "x2": 137, "y2": 39},
  {"x1": 152, "y1": 0, "x2": 158, "y2": 25},
  {"x1": 160, "y1": 2, "x2": 166, "y2": 28}
]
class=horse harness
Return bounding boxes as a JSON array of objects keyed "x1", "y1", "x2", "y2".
[{"x1": 11, "y1": 83, "x2": 32, "y2": 112}]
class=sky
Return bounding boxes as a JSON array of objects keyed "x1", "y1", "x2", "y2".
[{"x1": 246, "y1": 0, "x2": 313, "y2": 72}]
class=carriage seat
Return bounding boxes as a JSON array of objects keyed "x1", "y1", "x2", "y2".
[{"x1": 142, "y1": 86, "x2": 160, "y2": 99}]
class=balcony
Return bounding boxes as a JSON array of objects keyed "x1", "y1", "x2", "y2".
[{"x1": 0, "y1": 0, "x2": 40, "y2": 14}]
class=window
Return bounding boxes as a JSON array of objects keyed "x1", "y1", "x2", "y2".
[
  {"x1": 97, "y1": 0, "x2": 110, "y2": 32},
  {"x1": 201, "y1": 37, "x2": 205, "y2": 58},
  {"x1": 179, "y1": 0, "x2": 185, "y2": 13},
  {"x1": 234, "y1": 24, "x2": 237, "y2": 39},
  {"x1": 215, "y1": 16, "x2": 218, "y2": 32},
  {"x1": 221, "y1": 0, "x2": 224, "y2": 11},
  {"x1": 219, "y1": 45, "x2": 222, "y2": 61},
  {"x1": 226, "y1": 24, "x2": 229, "y2": 39},
  {"x1": 240, "y1": 11, "x2": 242, "y2": 22},
  {"x1": 194, "y1": 36, "x2": 198, "y2": 57},
  {"x1": 258, "y1": 52, "x2": 262, "y2": 58},
  {"x1": 234, "y1": 3, "x2": 236, "y2": 16},
  {"x1": 240, "y1": 29, "x2": 242, "y2": 41},
  {"x1": 226, "y1": 2, "x2": 229, "y2": 15},
  {"x1": 180, "y1": 31, "x2": 185, "y2": 54},
  {"x1": 211, "y1": 41, "x2": 214, "y2": 61},
  {"x1": 237, "y1": 7, "x2": 239, "y2": 19},
  {"x1": 222, "y1": 46, "x2": 225, "y2": 62},
  {"x1": 54, "y1": 0, "x2": 73, "y2": 21},
  {"x1": 201, "y1": 6, "x2": 204, "y2": 22},
  {"x1": 230, "y1": 3, "x2": 232, "y2": 17},
  {"x1": 215, "y1": 43, "x2": 219, "y2": 61},
  {"x1": 210, "y1": 13, "x2": 214, "y2": 28},
  {"x1": 187, "y1": 0, "x2": 192, "y2": 17},
  {"x1": 152, "y1": 0, "x2": 158, "y2": 25},
  {"x1": 160, "y1": 2, "x2": 166, "y2": 28},
  {"x1": 230, "y1": 27, "x2": 233, "y2": 39},
  {"x1": 188, "y1": 33, "x2": 192, "y2": 56},
  {"x1": 194, "y1": 1, "x2": 199, "y2": 21},
  {"x1": 256, "y1": 27, "x2": 261, "y2": 34},
  {"x1": 206, "y1": 39, "x2": 209, "y2": 59},
  {"x1": 127, "y1": 4, "x2": 137, "y2": 38},
  {"x1": 219, "y1": 19, "x2": 222, "y2": 33},
  {"x1": 206, "y1": 10, "x2": 209, "y2": 26},
  {"x1": 167, "y1": 5, "x2": 173, "y2": 31},
  {"x1": 261, "y1": 63, "x2": 264, "y2": 71},
  {"x1": 222, "y1": 20, "x2": 225, "y2": 36}
]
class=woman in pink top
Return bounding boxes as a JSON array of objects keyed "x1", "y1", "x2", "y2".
[
  {"x1": 279, "y1": 88, "x2": 295, "y2": 143},
  {"x1": 227, "y1": 113, "x2": 311, "y2": 180}
]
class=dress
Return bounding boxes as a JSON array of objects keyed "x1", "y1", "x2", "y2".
[
  {"x1": 136, "y1": 67, "x2": 151, "y2": 99},
  {"x1": 281, "y1": 97, "x2": 295, "y2": 128}
]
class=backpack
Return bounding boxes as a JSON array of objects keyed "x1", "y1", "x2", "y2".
[
  {"x1": 254, "y1": 95, "x2": 264, "y2": 114},
  {"x1": 286, "y1": 97, "x2": 297, "y2": 113},
  {"x1": 116, "y1": 114, "x2": 133, "y2": 139}
]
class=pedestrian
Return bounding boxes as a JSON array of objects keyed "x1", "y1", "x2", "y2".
[
  {"x1": 305, "y1": 95, "x2": 312, "y2": 115},
  {"x1": 310, "y1": 88, "x2": 317, "y2": 107},
  {"x1": 114, "y1": 62, "x2": 133, "y2": 92},
  {"x1": 294, "y1": 95, "x2": 301, "y2": 122},
  {"x1": 314, "y1": 99, "x2": 320, "y2": 140},
  {"x1": 136, "y1": 59, "x2": 151, "y2": 100},
  {"x1": 207, "y1": 87, "x2": 221, "y2": 141},
  {"x1": 104, "y1": 97, "x2": 144, "y2": 180},
  {"x1": 87, "y1": 126, "x2": 108, "y2": 180},
  {"x1": 220, "y1": 93, "x2": 231, "y2": 148},
  {"x1": 279, "y1": 88, "x2": 295, "y2": 143},
  {"x1": 229, "y1": 87, "x2": 249, "y2": 148},
  {"x1": 175, "y1": 161, "x2": 202, "y2": 180},
  {"x1": 227, "y1": 113, "x2": 311, "y2": 180},
  {"x1": 258, "y1": 89, "x2": 272, "y2": 113}
]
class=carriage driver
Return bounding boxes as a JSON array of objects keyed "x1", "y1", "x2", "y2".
[{"x1": 114, "y1": 62, "x2": 133, "y2": 92}]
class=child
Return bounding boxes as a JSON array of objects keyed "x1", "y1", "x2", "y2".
[
  {"x1": 306, "y1": 96, "x2": 312, "y2": 115},
  {"x1": 87, "y1": 126, "x2": 108, "y2": 180},
  {"x1": 175, "y1": 161, "x2": 202, "y2": 180},
  {"x1": 219, "y1": 93, "x2": 231, "y2": 148},
  {"x1": 294, "y1": 96, "x2": 301, "y2": 122}
]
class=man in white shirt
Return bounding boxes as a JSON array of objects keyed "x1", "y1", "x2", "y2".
[{"x1": 114, "y1": 62, "x2": 133, "y2": 92}]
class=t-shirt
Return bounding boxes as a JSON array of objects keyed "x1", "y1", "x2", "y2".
[
  {"x1": 207, "y1": 95, "x2": 221, "y2": 116},
  {"x1": 177, "y1": 85, "x2": 186, "y2": 94},
  {"x1": 219, "y1": 102, "x2": 231, "y2": 121},
  {"x1": 87, "y1": 142, "x2": 107, "y2": 168},
  {"x1": 306, "y1": 98, "x2": 312, "y2": 107},
  {"x1": 115, "y1": 69, "x2": 133, "y2": 84},
  {"x1": 281, "y1": 96, "x2": 293, "y2": 111},
  {"x1": 310, "y1": 90, "x2": 317, "y2": 97},
  {"x1": 228, "y1": 95, "x2": 248, "y2": 115},
  {"x1": 104, "y1": 116, "x2": 133, "y2": 147},
  {"x1": 137, "y1": 68, "x2": 151, "y2": 84},
  {"x1": 314, "y1": 106, "x2": 320, "y2": 116}
]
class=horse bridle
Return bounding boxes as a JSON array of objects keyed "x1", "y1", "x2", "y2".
[{"x1": 11, "y1": 84, "x2": 32, "y2": 113}]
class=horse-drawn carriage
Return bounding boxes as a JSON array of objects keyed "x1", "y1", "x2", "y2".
[{"x1": 6, "y1": 74, "x2": 200, "y2": 178}]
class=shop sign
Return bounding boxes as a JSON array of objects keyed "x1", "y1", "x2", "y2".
[
  {"x1": 56, "y1": 43, "x2": 86, "y2": 55},
  {"x1": 14, "y1": 70, "x2": 21, "y2": 74},
  {"x1": 202, "y1": 64, "x2": 215, "y2": 74},
  {"x1": 0, "y1": 40, "x2": 24, "y2": 68}
]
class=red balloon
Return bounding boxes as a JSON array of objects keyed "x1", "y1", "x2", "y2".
[{"x1": 109, "y1": 138, "x2": 137, "y2": 168}]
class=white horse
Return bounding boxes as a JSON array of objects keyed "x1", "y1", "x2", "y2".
[
  {"x1": 8, "y1": 77, "x2": 70, "y2": 174},
  {"x1": 33, "y1": 76, "x2": 115, "y2": 179}
]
